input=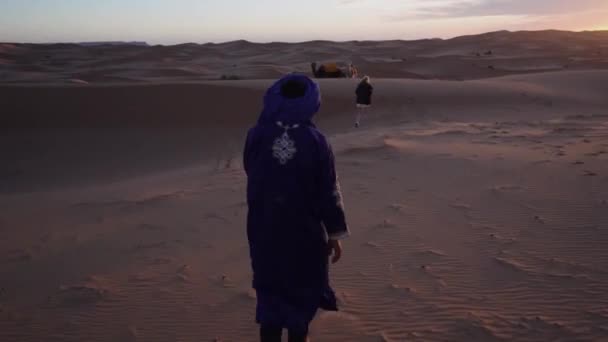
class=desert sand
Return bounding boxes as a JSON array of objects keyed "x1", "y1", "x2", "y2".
[{"x1": 1, "y1": 30, "x2": 608, "y2": 341}]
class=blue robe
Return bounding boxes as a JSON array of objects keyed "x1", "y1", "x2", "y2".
[{"x1": 244, "y1": 74, "x2": 349, "y2": 333}]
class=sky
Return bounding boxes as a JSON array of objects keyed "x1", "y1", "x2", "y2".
[{"x1": 1, "y1": 0, "x2": 607, "y2": 44}]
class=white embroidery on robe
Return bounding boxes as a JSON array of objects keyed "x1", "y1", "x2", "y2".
[{"x1": 272, "y1": 121, "x2": 299, "y2": 165}]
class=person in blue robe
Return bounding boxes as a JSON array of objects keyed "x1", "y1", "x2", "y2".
[{"x1": 244, "y1": 73, "x2": 350, "y2": 342}]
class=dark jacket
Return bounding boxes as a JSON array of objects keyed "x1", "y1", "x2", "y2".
[
  {"x1": 243, "y1": 74, "x2": 349, "y2": 315},
  {"x1": 356, "y1": 81, "x2": 373, "y2": 105}
]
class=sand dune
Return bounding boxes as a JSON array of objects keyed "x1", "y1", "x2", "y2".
[
  {"x1": 2, "y1": 30, "x2": 608, "y2": 83},
  {"x1": 2, "y1": 31, "x2": 608, "y2": 341}
]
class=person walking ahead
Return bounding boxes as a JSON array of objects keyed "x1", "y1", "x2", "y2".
[{"x1": 354, "y1": 75, "x2": 373, "y2": 128}]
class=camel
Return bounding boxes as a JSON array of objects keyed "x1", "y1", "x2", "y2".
[{"x1": 310, "y1": 62, "x2": 348, "y2": 78}]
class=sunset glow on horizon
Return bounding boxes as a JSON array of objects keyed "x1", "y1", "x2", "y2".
[{"x1": 1, "y1": 0, "x2": 608, "y2": 44}]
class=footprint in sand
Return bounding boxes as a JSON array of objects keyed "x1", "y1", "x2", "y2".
[
  {"x1": 389, "y1": 283, "x2": 416, "y2": 295},
  {"x1": 516, "y1": 316, "x2": 571, "y2": 333},
  {"x1": 450, "y1": 203, "x2": 472, "y2": 211},
  {"x1": 176, "y1": 264, "x2": 191, "y2": 283},
  {"x1": 489, "y1": 233, "x2": 517, "y2": 245},
  {"x1": 55, "y1": 283, "x2": 109, "y2": 306},
  {"x1": 7, "y1": 249, "x2": 33, "y2": 262},
  {"x1": 419, "y1": 249, "x2": 447, "y2": 258},
  {"x1": 204, "y1": 212, "x2": 230, "y2": 223},
  {"x1": 410, "y1": 249, "x2": 448, "y2": 268},
  {"x1": 493, "y1": 257, "x2": 528, "y2": 274},
  {"x1": 213, "y1": 274, "x2": 235, "y2": 288},
  {"x1": 449, "y1": 203, "x2": 473, "y2": 219},
  {"x1": 417, "y1": 268, "x2": 448, "y2": 289},
  {"x1": 375, "y1": 219, "x2": 397, "y2": 229},
  {"x1": 175, "y1": 273, "x2": 189, "y2": 283},
  {"x1": 387, "y1": 203, "x2": 406, "y2": 212},
  {"x1": 365, "y1": 241, "x2": 382, "y2": 248}
]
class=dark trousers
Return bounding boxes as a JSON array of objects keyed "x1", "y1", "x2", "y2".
[{"x1": 260, "y1": 326, "x2": 308, "y2": 342}]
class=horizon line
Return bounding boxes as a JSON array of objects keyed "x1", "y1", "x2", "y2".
[{"x1": 2, "y1": 28, "x2": 608, "y2": 47}]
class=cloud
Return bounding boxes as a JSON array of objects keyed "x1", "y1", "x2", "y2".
[{"x1": 391, "y1": 0, "x2": 608, "y2": 19}]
